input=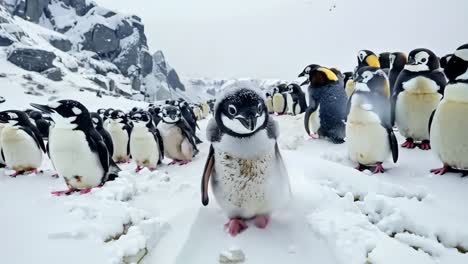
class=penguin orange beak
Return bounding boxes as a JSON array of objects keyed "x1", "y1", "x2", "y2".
[{"x1": 31, "y1": 103, "x2": 53, "y2": 114}]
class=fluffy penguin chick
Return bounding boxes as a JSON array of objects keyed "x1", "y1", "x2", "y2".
[
  {"x1": 106, "y1": 110, "x2": 131, "y2": 162},
  {"x1": 346, "y1": 92, "x2": 398, "y2": 173},
  {"x1": 129, "y1": 111, "x2": 164, "y2": 172},
  {"x1": 0, "y1": 110, "x2": 45, "y2": 176},
  {"x1": 201, "y1": 83, "x2": 290, "y2": 237},
  {"x1": 430, "y1": 44, "x2": 468, "y2": 176}
]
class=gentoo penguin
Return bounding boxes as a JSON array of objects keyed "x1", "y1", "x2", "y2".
[
  {"x1": 353, "y1": 66, "x2": 390, "y2": 98},
  {"x1": 158, "y1": 105, "x2": 198, "y2": 165},
  {"x1": 265, "y1": 93, "x2": 274, "y2": 114},
  {"x1": 201, "y1": 102, "x2": 210, "y2": 118},
  {"x1": 388, "y1": 52, "x2": 408, "y2": 96},
  {"x1": 392, "y1": 48, "x2": 447, "y2": 150},
  {"x1": 272, "y1": 85, "x2": 288, "y2": 115},
  {"x1": 201, "y1": 83, "x2": 290, "y2": 236},
  {"x1": 90, "y1": 112, "x2": 114, "y2": 157},
  {"x1": 129, "y1": 111, "x2": 164, "y2": 172},
  {"x1": 97, "y1": 108, "x2": 106, "y2": 119},
  {"x1": 430, "y1": 44, "x2": 468, "y2": 176},
  {"x1": 29, "y1": 110, "x2": 51, "y2": 140},
  {"x1": 0, "y1": 123, "x2": 5, "y2": 168},
  {"x1": 31, "y1": 101, "x2": 120, "y2": 195},
  {"x1": 106, "y1": 110, "x2": 132, "y2": 162},
  {"x1": 0, "y1": 110, "x2": 45, "y2": 176},
  {"x1": 178, "y1": 100, "x2": 203, "y2": 144},
  {"x1": 347, "y1": 77, "x2": 398, "y2": 173},
  {"x1": 300, "y1": 66, "x2": 348, "y2": 143},
  {"x1": 286, "y1": 83, "x2": 307, "y2": 115}
]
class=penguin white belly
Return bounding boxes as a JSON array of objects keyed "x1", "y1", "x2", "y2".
[
  {"x1": 431, "y1": 99, "x2": 468, "y2": 169},
  {"x1": 211, "y1": 133, "x2": 290, "y2": 219},
  {"x1": 286, "y1": 94, "x2": 294, "y2": 115},
  {"x1": 266, "y1": 97, "x2": 274, "y2": 113},
  {"x1": 308, "y1": 106, "x2": 321, "y2": 134},
  {"x1": 347, "y1": 108, "x2": 390, "y2": 165},
  {"x1": 395, "y1": 91, "x2": 442, "y2": 141},
  {"x1": 107, "y1": 123, "x2": 129, "y2": 161},
  {"x1": 159, "y1": 123, "x2": 192, "y2": 160},
  {"x1": 49, "y1": 129, "x2": 104, "y2": 189},
  {"x1": 294, "y1": 103, "x2": 302, "y2": 115},
  {"x1": 1, "y1": 127, "x2": 42, "y2": 170},
  {"x1": 272, "y1": 94, "x2": 285, "y2": 114},
  {"x1": 130, "y1": 128, "x2": 159, "y2": 168}
]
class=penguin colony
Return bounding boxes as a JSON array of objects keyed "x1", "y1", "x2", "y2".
[{"x1": 1, "y1": 44, "x2": 468, "y2": 237}]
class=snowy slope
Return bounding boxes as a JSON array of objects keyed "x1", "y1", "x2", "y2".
[{"x1": 2, "y1": 86, "x2": 468, "y2": 263}]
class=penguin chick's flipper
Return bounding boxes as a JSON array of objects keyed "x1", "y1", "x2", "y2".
[
  {"x1": 201, "y1": 145, "x2": 215, "y2": 206},
  {"x1": 388, "y1": 128, "x2": 399, "y2": 163},
  {"x1": 428, "y1": 110, "x2": 436, "y2": 136},
  {"x1": 154, "y1": 129, "x2": 165, "y2": 162},
  {"x1": 179, "y1": 120, "x2": 199, "y2": 152}
]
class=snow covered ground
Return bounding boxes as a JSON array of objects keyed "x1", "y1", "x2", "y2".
[{"x1": 2, "y1": 84, "x2": 468, "y2": 264}]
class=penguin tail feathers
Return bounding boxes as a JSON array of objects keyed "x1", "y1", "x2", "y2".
[{"x1": 106, "y1": 159, "x2": 121, "y2": 182}]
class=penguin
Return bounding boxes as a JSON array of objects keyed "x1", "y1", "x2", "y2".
[
  {"x1": 201, "y1": 83, "x2": 290, "y2": 236},
  {"x1": 0, "y1": 123, "x2": 5, "y2": 168},
  {"x1": 192, "y1": 104, "x2": 203, "y2": 120},
  {"x1": 379, "y1": 52, "x2": 392, "y2": 72},
  {"x1": 430, "y1": 44, "x2": 468, "y2": 176},
  {"x1": 330, "y1": 67, "x2": 345, "y2": 88},
  {"x1": 90, "y1": 112, "x2": 114, "y2": 157},
  {"x1": 29, "y1": 110, "x2": 51, "y2": 140},
  {"x1": 286, "y1": 83, "x2": 307, "y2": 115},
  {"x1": 265, "y1": 92, "x2": 274, "y2": 114},
  {"x1": 158, "y1": 105, "x2": 199, "y2": 165},
  {"x1": 178, "y1": 100, "x2": 203, "y2": 144},
  {"x1": 97, "y1": 108, "x2": 106, "y2": 119},
  {"x1": 357, "y1": 50, "x2": 381, "y2": 70},
  {"x1": 201, "y1": 102, "x2": 210, "y2": 118},
  {"x1": 106, "y1": 110, "x2": 132, "y2": 163},
  {"x1": 300, "y1": 66, "x2": 348, "y2": 143},
  {"x1": 392, "y1": 48, "x2": 447, "y2": 150},
  {"x1": 388, "y1": 52, "x2": 408, "y2": 96},
  {"x1": 352, "y1": 66, "x2": 390, "y2": 98},
  {"x1": 272, "y1": 85, "x2": 288, "y2": 115},
  {"x1": 343, "y1": 72, "x2": 354, "y2": 88},
  {"x1": 0, "y1": 110, "x2": 45, "y2": 176},
  {"x1": 31, "y1": 101, "x2": 120, "y2": 195},
  {"x1": 129, "y1": 111, "x2": 164, "y2": 172},
  {"x1": 440, "y1": 54, "x2": 453, "y2": 70},
  {"x1": 346, "y1": 76, "x2": 398, "y2": 173}
]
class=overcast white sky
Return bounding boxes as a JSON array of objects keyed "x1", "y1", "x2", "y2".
[{"x1": 95, "y1": 0, "x2": 467, "y2": 80}]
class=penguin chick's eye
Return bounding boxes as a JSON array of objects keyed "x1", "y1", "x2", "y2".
[
  {"x1": 257, "y1": 103, "x2": 263, "y2": 114},
  {"x1": 228, "y1": 104, "x2": 237, "y2": 116},
  {"x1": 421, "y1": 58, "x2": 427, "y2": 63},
  {"x1": 305, "y1": 67, "x2": 311, "y2": 73}
]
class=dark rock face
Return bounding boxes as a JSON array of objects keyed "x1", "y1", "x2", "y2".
[
  {"x1": 7, "y1": 48, "x2": 56, "y2": 72},
  {"x1": 49, "y1": 37, "x2": 72, "y2": 52},
  {"x1": 141, "y1": 51, "x2": 153, "y2": 76},
  {"x1": 116, "y1": 20, "x2": 134, "y2": 39},
  {"x1": 0, "y1": 35, "x2": 14, "y2": 46},
  {"x1": 82, "y1": 24, "x2": 119, "y2": 56},
  {"x1": 13, "y1": 0, "x2": 49, "y2": 23},
  {"x1": 42, "y1": 67, "x2": 63, "y2": 81},
  {"x1": 167, "y1": 69, "x2": 185, "y2": 91},
  {"x1": 61, "y1": 0, "x2": 94, "y2": 16}
]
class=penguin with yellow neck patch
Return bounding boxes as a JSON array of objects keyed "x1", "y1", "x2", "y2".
[
  {"x1": 357, "y1": 50, "x2": 381, "y2": 69},
  {"x1": 299, "y1": 65, "x2": 347, "y2": 143}
]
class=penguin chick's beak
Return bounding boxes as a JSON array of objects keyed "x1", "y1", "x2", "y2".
[
  {"x1": 300, "y1": 79, "x2": 310, "y2": 86},
  {"x1": 30, "y1": 103, "x2": 53, "y2": 114},
  {"x1": 298, "y1": 72, "x2": 306, "y2": 78},
  {"x1": 237, "y1": 115, "x2": 257, "y2": 131},
  {"x1": 408, "y1": 57, "x2": 417, "y2": 65}
]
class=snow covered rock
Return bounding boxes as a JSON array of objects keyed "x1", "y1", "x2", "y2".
[
  {"x1": 7, "y1": 46, "x2": 56, "y2": 72},
  {"x1": 82, "y1": 23, "x2": 120, "y2": 56},
  {"x1": 48, "y1": 36, "x2": 72, "y2": 51},
  {"x1": 41, "y1": 67, "x2": 63, "y2": 81},
  {"x1": 10, "y1": 0, "x2": 49, "y2": 23}
]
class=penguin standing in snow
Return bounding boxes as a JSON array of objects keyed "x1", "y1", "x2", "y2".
[
  {"x1": 0, "y1": 110, "x2": 45, "y2": 176},
  {"x1": 286, "y1": 83, "x2": 307, "y2": 115},
  {"x1": 299, "y1": 66, "x2": 348, "y2": 143},
  {"x1": 430, "y1": 44, "x2": 468, "y2": 176},
  {"x1": 129, "y1": 111, "x2": 164, "y2": 172},
  {"x1": 149, "y1": 106, "x2": 162, "y2": 127},
  {"x1": 177, "y1": 100, "x2": 203, "y2": 144},
  {"x1": 272, "y1": 85, "x2": 288, "y2": 115},
  {"x1": 265, "y1": 92, "x2": 274, "y2": 114},
  {"x1": 29, "y1": 110, "x2": 51, "y2": 140},
  {"x1": 201, "y1": 83, "x2": 290, "y2": 236},
  {"x1": 392, "y1": 48, "x2": 447, "y2": 150},
  {"x1": 106, "y1": 110, "x2": 132, "y2": 162},
  {"x1": 158, "y1": 105, "x2": 199, "y2": 165},
  {"x1": 201, "y1": 102, "x2": 210, "y2": 118},
  {"x1": 31, "y1": 101, "x2": 120, "y2": 195},
  {"x1": 346, "y1": 71, "x2": 398, "y2": 173},
  {"x1": 388, "y1": 52, "x2": 408, "y2": 96},
  {"x1": 90, "y1": 112, "x2": 113, "y2": 157}
]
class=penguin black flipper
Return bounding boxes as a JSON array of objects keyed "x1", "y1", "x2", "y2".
[
  {"x1": 428, "y1": 110, "x2": 436, "y2": 136},
  {"x1": 99, "y1": 128, "x2": 114, "y2": 157},
  {"x1": 281, "y1": 93, "x2": 288, "y2": 114},
  {"x1": 20, "y1": 127, "x2": 46, "y2": 153},
  {"x1": 1, "y1": 149, "x2": 4, "y2": 163},
  {"x1": 388, "y1": 128, "x2": 399, "y2": 163},
  {"x1": 303, "y1": 100, "x2": 319, "y2": 135},
  {"x1": 152, "y1": 128, "x2": 165, "y2": 162},
  {"x1": 123, "y1": 124, "x2": 132, "y2": 155},
  {"x1": 201, "y1": 144, "x2": 215, "y2": 206},
  {"x1": 430, "y1": 70, "x2": 448, "y2": 95},
  {"x1": 372, "y1": 94, "x2": 399, "y2": 163},
  {"x1": 178, "y1": 119, "x2": 199, "y2": 152},
  {"x1": 86, "y1": 129, "x2": 110, "y2": 179}
]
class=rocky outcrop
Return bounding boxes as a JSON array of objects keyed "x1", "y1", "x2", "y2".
[{"x1": 7, "y1": 47, "x2": 56, "y2": 72}]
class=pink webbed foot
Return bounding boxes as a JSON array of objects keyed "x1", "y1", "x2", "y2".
[
  {"x1": 51, "y1": 189, "x2": 75, "y2": 196},
  {"x1": 224, "y1": 218, "x2": 248, "y2": 237},
  {"x1": 79, "y1": 188, "x2": 93, "y2": 195},
  {"x1": 51, "y1": 173, "x2": 59, "y2": 178},
  {"x1": 168, "y1": 160, "x2": 179, "y2": 165},
  {"x1": 431, "y1": 165, "x2": 452, "y2": 175},
  {"x1": 135, "y1": 165, "x2": 142, "y2": 173},
  {"x1": 402, "y1": 138, "x2": 416, "y2": 149},
  {"x1": 253, "y1": 215, "x2": 270, "y2": 229},
  {"x1": 310, "y1": 133, "x2": 319, "y2": 139},
  {"x1": 418, "y1": 140, "x2": 431, "y2": 150},
  {"x1": 373, "y1": 163, "x2": 385, "y2": 174},
  {"x1": 179, "y1": 160, "x2": 191, "y2": 166}
]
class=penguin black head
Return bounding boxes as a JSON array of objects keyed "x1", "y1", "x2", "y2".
[
  {"x1": 440, "y1": 54, "x2": 453, "y2": 69},
  {"x1": 390, "y1": 52, "x2": 408, "y2": 70},
  {"x1": 298, "y1": 64, "x2": 320, "y2": 79},
  {"x1": 90, "y1": 112, "x2": 105, "y2": 130},
  {"x1": 405, "y1": 48, "x2": 440, "y2": 72},
  {"x1": 354, "y1": 66, "x2": 390, "y2": 97},
  {"x1": 303, "y1": 66, "x2": 339, "y2": 87},
  {"x1": 31, "y1": 100, "x2": 91, "y2": 130},
  {"x1": 29, "y1": 110, "x2": 43, "y2": 121},
  {"x1": 97, "y1": 108, "x2": 106, "y2": 115},
  {"x1": 108, "y1": 110, "x2": 129, "y2": 125},
  {"x1": 444, "y1": 44, "x2": 468, "y2": 83},
  {"x1": 159, "y1": 105, "x2": 182, "y2": 124},
  {"x1": 130, "y1": 111, "x2": 153, "y2": 128},
  {"x1": 266, "y1": 92, "x2": 271, "y2": 97},
  {"x1": 215, "y1": 87, "x2": 268, "y2": 138},
  {"x1": 103, "y1": 108, "x2": 114, "y2": 120},
  {"x1": 357, "y1": 50, "x2": 381, "y2": 69},
  {"x1": 343, "y1": 72, "x2": 354, "y2": 86},
  {"x1": 379, "y1": 52, "x2": 391, "y2": 69},
  {"x1": 0, "y1": 110, "x2": 32, "y2": 127},
  {"x1": 287, "y1": 83, "x2": 302, "y2": 94}
]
